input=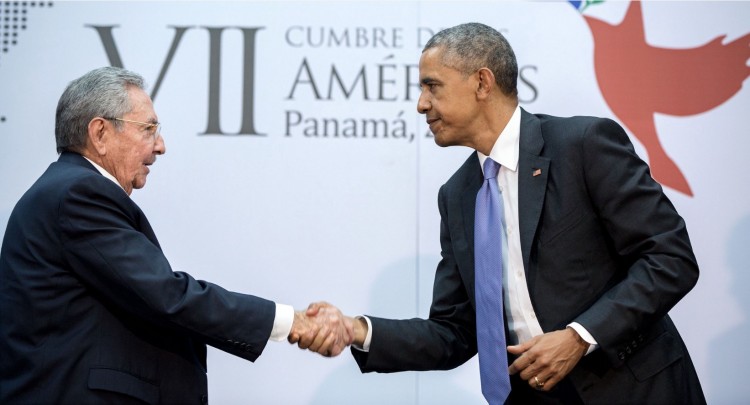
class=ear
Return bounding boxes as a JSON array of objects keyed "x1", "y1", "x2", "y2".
[
  {"x1": 476, "y1": 67, "x2": 495, "y2": 100},
  {"x1": 87, "y1": 117, "x2": 109, "y2": 156}
]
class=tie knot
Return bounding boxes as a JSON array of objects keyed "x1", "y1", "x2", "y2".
[{"x1": 483, "y1": 158, "x2": 500, "y2": 180}]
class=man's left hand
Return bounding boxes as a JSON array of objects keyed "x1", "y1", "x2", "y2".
[{"x1": 507, "y1": 327, "x2": 589, "y2": 391}]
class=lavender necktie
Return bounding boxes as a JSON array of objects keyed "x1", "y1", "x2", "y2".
[{"x1": 475, "y1": 158, "x2": 511, "y2": 404}]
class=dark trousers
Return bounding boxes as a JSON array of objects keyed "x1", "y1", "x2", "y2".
[{"x1": 507, "y1": 374, "x2": 584, "y2": 405}]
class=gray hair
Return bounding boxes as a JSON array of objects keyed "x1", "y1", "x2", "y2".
[
  {"x1": 55, "y1": 66, "x2": 146, "y2": 153},
  {"x1": 423, "y1": 22, "x2": 518, "y2": 98}
]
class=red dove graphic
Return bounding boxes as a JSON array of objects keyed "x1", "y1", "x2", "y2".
[{"x1": 582, "y1": 1, "x2": 750, "y2": 196}]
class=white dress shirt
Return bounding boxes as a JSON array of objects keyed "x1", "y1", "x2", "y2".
[
  {"x1": 478, "y1": 106, "x2": 544, "y2": 346},
  {"x1": 83, "y1": 156, "x2": 294, "y2": 342}
]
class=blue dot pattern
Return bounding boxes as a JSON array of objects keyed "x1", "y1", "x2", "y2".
[{"x1": 0, "y1": 2, "x2": 54, "y2": 123}]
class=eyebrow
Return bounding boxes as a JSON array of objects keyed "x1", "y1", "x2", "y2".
[{"x1": 420, "y1": 77, "x2": 436, "y2": 85}]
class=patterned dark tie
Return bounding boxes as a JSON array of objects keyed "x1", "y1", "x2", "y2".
[{"x1": 474, "y1": 158, "x2": 511, "y2": 404}]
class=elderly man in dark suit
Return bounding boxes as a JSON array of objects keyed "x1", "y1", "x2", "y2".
[
  {"x1": 338, "y1": 22, "x2": 705, "y2": 404},
  {"x1": 0, "y1": 67, "x2": 350, "y2": 404}
]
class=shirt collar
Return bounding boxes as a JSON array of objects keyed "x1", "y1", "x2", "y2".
[
  {"x1": 82, "y1": 156, "x2": 125, "y2": 191},
  {"x1": 477, "y1": 105, "x2": 521, "y2": 174}
]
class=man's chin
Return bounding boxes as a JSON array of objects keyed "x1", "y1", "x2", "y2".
[
  {"x1": 132, "y1": 177, "x2": 148, "y2": 191},
  {"x1": 433, "y1": 134, "x2": 455, "y2": 148}
]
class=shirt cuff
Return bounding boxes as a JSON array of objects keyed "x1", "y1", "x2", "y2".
[
  {"x1": 567, "y1": 322, "x2": 598, "y2": 355},
  {"x1": 269, "y1": 303, "x2": 294, "y2": 342},
  {"x1": 352, "y1": 315, "x2": 373, "y2": 352}
]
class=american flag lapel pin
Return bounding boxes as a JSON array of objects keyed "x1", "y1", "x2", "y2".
[{"x1": 532, "y1": 168, "x2": 542, "y2": 177}]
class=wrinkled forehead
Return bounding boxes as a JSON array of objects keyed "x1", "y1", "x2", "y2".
[{"x1": 125, "y1": 86, "x2": 158, "y2": 121}]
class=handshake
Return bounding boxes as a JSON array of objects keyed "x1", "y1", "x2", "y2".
[{"x1": 287, "y1": 302, "x2": 367, "y2": 357}]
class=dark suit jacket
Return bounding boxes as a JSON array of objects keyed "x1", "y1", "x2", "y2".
[
  {"x1": 352, "y1": 109, "x2": 705, "y2": 404},
  {"x1": 0, "y1": 152, "x2": 276, "y2": 404}
]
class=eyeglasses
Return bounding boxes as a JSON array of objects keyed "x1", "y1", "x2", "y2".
[{"x1": 104, "y1": 117, "x2": 161, "y2": 139}]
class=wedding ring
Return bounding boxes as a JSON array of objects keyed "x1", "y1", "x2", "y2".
[{"x1": 534, "y1": 376, "x2": 545, "y2": 389}]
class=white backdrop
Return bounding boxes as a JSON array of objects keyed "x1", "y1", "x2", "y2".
[{"x1": 0, "y1": 1, "x2": 748, "y2": 404}]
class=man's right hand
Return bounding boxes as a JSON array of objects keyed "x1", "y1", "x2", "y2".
[{"x1": 288, "y1": 301, "x2": 353, "y2": 357}]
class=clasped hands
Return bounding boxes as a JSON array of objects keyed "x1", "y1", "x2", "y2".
[{"x1": 288, "y1": 302, "x2": 364, "y2": 357}]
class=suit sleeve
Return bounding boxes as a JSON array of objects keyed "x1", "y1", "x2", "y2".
[
  {"x1": 572, "y1": 118, "x2": 699, "y2": 366},
  {"x1": 57, "y1": 175, "x2": 275, "y2": 361},
  {"x1": 352, "y1": 185, "x2": 477, "y2": 372}
]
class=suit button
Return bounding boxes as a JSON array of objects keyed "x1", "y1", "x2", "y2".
[
  {"x1": 201, "y1": 394, "x2": 208, "y2": 404},
  {"x1": 625, "y1": 347, "x2": 632, "y2": 354},
  {"x1": 618, "y1": 352, "x2": 626, "y2": 360}
]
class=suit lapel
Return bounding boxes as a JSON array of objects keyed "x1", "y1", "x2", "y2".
[
  {"x1": 58, "y1": 152, "x2": 163, "y2": 250},
  {"x1": 460, "y1": 154, "x2": 484, "y2": 267},
  {"x1": 517, "y1": 109, "x2": 550, "y2": 279}
]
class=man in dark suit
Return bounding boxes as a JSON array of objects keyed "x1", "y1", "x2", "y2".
[
  {"x1": 339, "y1": 22, "x2": 706, "y2": 404},
  {"x1": 0, "y1": 67, "x2": 351, "y2": 404}
]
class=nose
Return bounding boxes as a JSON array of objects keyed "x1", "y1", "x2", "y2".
[
  {"x1": 154, "y1": 134, "x2": 166, "y2": 155},
  {"x1": 417, "y1": 91, "x2": 430, "y2": 115}
]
